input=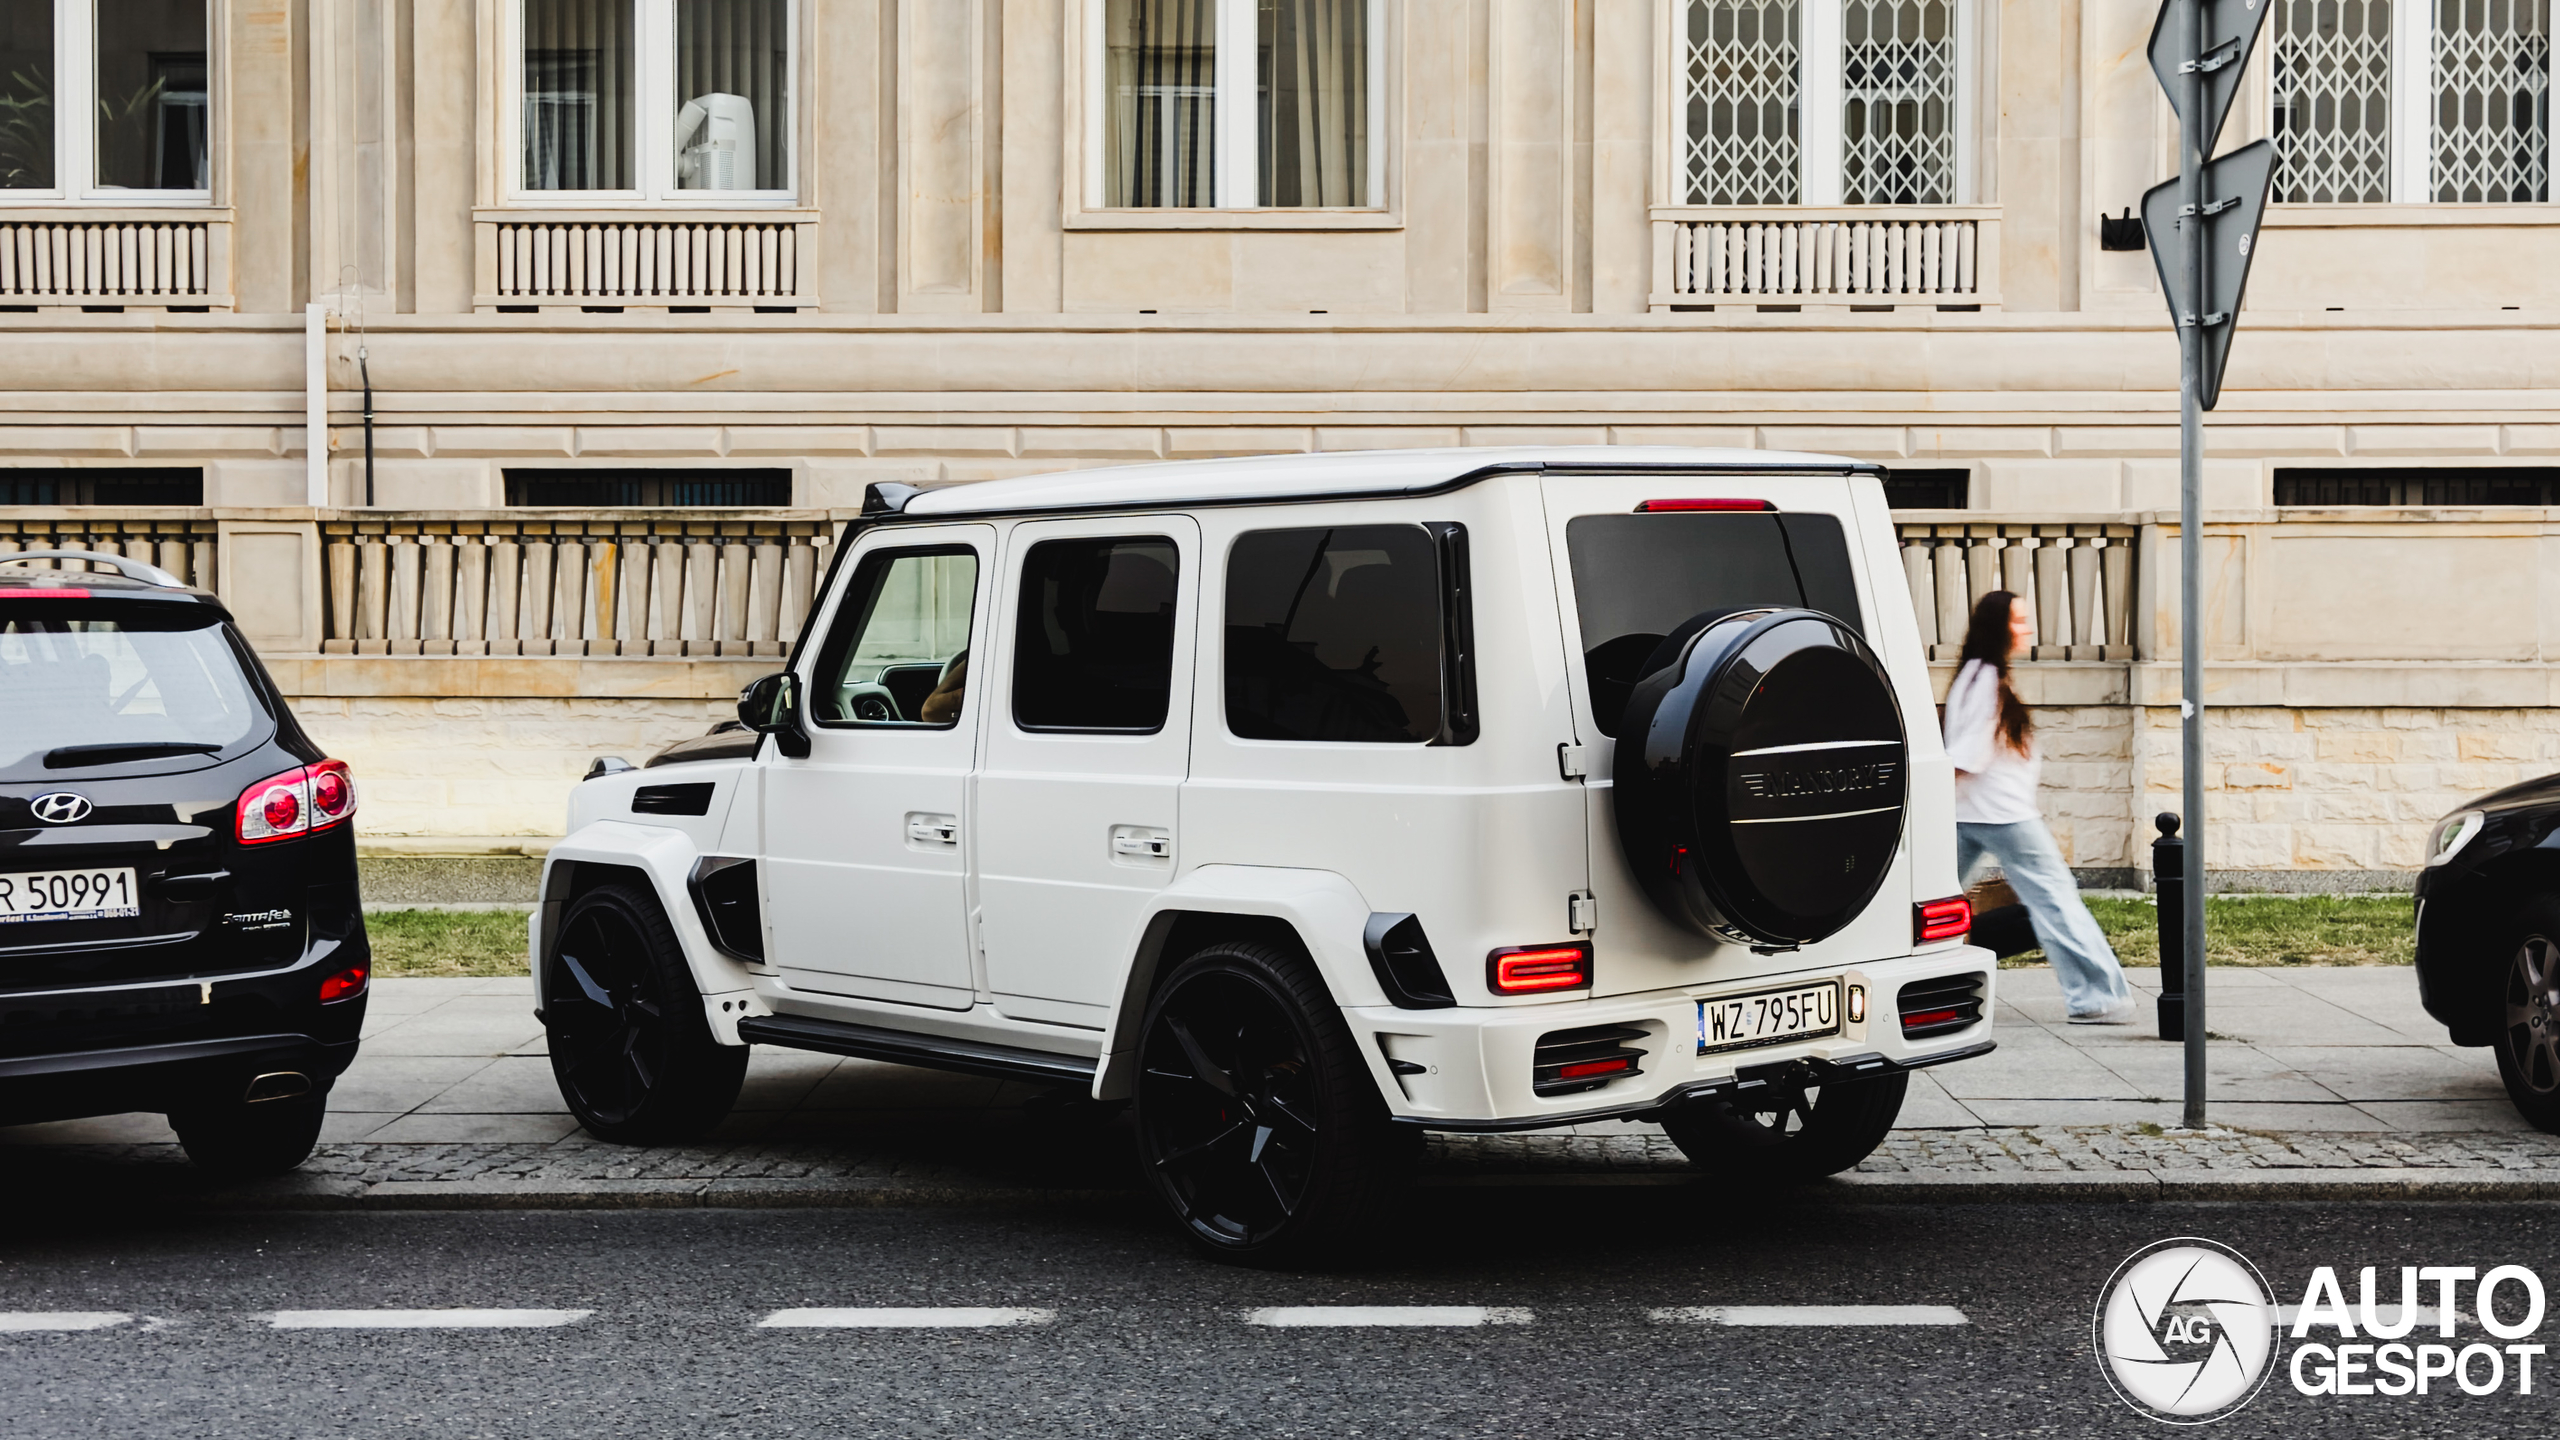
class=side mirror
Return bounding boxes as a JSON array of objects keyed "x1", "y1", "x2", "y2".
[{"x1": 737, "y1": 672, "x2": 811, "y2": 759}]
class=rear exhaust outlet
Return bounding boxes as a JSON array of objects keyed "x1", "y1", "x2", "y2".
[{"x1": 244, "y1": 1072, "x2": 313, "y2": 1103}]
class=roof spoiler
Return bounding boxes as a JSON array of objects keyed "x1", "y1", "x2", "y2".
[
  {"x1": 862, "y1": 482, "x2": 922, "y2": 515},
  {"x1": 0, "y1": 549, "x2": 185, "y2": 587}
]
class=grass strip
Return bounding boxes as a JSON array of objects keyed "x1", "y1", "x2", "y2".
[
  {"x1": 367, "y1": 894, "x2": 2416, "y2": 980},
  {"x1": 2000, "y1": 894, "x2": 2414, "y2": 969},
  {"x1": 367, "y1": 909, "x2": 532, "y2": 978}
]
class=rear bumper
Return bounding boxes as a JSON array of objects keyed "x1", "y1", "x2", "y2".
[
  {"x1": 1349, "y1": 946, "x2": 1996, "y2": 1130},
  {"x1": 0, "y1": 1033, "x2": 358, "y2": 1126}
]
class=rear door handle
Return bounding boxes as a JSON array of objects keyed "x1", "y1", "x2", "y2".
[
  {"x1": 905, "y1": 812, "x2": 959, "y2": 848},
  {"x1": 1110, "y1": 825, "x2": 1172, "y2": 862}
]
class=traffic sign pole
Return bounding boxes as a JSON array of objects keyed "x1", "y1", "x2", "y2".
[{"x1": 2177, "y1": 0, "x2": 2211, "y2": 1132}]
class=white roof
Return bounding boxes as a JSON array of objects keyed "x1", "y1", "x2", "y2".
[{"x1": 900, "y1": 446, "x2": 1870, "y2": 517}]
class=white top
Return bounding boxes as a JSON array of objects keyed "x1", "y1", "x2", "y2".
[
  {"x1": 902, "y1": 445, "x2": 1864, "y2": 517},
  {"x1": 1943, "y1": 659, "x2": 2043, "y2": 825}
]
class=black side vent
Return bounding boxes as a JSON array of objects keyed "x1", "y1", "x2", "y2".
[
  {"x1": 1531, "y1": 1024, "x2": 1648, "y2": 1097},
  {"x1": 1363, "y1": 913, "x2": 1455, "y2": 1009},
  {"x1": 1898, "y1": 973, "x2": 1987, "y2": 1039},
  {"x1": 688, "y1": 857, "x2": 764, "y2": 963},
  {"x1": 632, "y1": 782, "x2": 715, "y2": 816}
]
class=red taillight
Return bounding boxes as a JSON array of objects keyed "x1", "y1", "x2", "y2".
[
  {"x1": 236, "y1": 760, "x2": 357, "y2": 845},
  {"x1": 1634, "y1": 498, "x2": 1776, "y2": 513},
  {"x1": 1915, "y1": 896, "x2": 1972, "y2": 944},
  {"x1": 1555, "y1": 1056, "x2": 1635, "y2": 1081},
  {"x1": 319, "y1": 963, "x2": 369, "y2": 1004},
  {"x1": 1901, "y1": 1006, "x2": 1963, "y2": 1029},
  {"x1": 308, "y1": 760, "x2": 354, "y2": 820},
  {"x1": 1488, "y1": 943, "x2": 1593, "y2": 995}
]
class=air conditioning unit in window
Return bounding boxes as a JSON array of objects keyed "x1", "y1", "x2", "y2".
[{"x1": 676, "y1": 92, "x2": 757, "y2": 191}]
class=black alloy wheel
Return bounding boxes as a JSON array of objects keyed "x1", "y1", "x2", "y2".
[
  {"x1": 1134, "y1": 941, "x2": 1407, "y2": 1263},
  {"x1": 544, "y1": 883, "x2": 747, "y2": 1144},
  {"x1": 2494, "y1": 895, "x2": 2560, "y2": 1132},
  {"x1": 1658, "y1": 1070, "x2": 1908, "y2": 1183}
]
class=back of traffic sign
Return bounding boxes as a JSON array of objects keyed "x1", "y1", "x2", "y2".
[
  {"x1": 2147, "y1": 0, "x2": 2272, "y2": 155},
  {"x1": 2141, "y1": 138, "x2": 2276, "y2": 411}
]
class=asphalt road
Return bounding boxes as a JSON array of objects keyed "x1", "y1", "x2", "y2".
[{"x1": 2, "y1": 1191, "x2": 2552, "y2": 1437}]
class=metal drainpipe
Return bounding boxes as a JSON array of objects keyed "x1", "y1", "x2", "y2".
[{"x1": 361, "y1": 344, "x2": 375, "y2": 508}]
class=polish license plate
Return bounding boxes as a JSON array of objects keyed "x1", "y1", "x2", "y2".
[
  {"x1": 0, "y1": 867, "x2": 141, "y2": 924},
  {"x1": 1697, "y1": 980, "x2": 1842, "y2": 1055}
]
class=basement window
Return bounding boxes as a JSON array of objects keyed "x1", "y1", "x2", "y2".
[
  {"x1": 0, "y1": 468, "x2": 204, "y2": 506},
  {"x1": 503, "y1": 469, "x2": 793, "y2": 507},
  {"x1": 2275, "y1": 468, "x2": 2560, "y2": 507}
]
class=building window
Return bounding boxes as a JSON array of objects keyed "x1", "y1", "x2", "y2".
[
  {"x1": 0, "y1": 468, "x2": 202, "y2": 506},
  {"x1": 503, "y1": 469, "x2": 793, "y2": 506},
  {"x1": 0, "y1": 0, "x2": 209, "y2": 202},
  {"x1": 1094, "y1": 0, "x2": 1384, "y2": 209},
  {"x1": 2275, "y1": 466, "x2": 2560, "y2": 503},
  {"x1": 515, "y1": 0, "x2": 794, "y2": 201},
  {"x1": 2273, "y1": 0, "x2": 2551, "y2": 204},
  {"x1": 1879, "y1": 468, "x2": 1969, "y2": 509},
  {"x1": 1679, "y1": 0, "x2": 1971, "y2": 206}
]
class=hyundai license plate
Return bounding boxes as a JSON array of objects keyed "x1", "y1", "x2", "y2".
[
  {"x1": 1697, "y1": 980, "x2": 1841, "y2": 1056},
  {"x1": 0, "y1": 867, "x2": 140, "y2": 924}
]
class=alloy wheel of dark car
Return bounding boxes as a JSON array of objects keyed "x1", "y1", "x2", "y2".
[
  {"x1": 543, "y1": 884, "x2": 745, "y2": 1144},
  {"x1": 2498, "y1": 917, "x2": 2560, "y2": 1122},
  {"x1": 1133, "y1": 942, "x2": 1407, "y2": 1262}
]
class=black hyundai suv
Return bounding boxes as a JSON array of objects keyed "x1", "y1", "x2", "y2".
[{"x1": 0, "y1": 550, "x2": 367, "y2": 1176}]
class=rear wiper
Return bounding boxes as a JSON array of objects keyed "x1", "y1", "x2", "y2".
[{"x1": 43, "y1": 742, "x2": 222, "y2": 769}]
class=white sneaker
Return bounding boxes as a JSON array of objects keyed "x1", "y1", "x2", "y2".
[{"x1": 2066, "y1": 1000, "x2": 2140, "y2": 1026}]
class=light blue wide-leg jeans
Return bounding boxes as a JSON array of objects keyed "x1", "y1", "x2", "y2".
[{"x1": 1956, "y1": 818, "x2": 2133, "y2": 1017}]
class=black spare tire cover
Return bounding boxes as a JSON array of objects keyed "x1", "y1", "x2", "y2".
[{"x1": 1612, "y1": 608, "x2": 1908, "y2": 948}]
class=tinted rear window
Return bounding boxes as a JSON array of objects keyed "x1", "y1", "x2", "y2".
[
  {"x1": 1565, "y1": 512, "x2": 1864, "y2": 736},
  {"x1": 1224, "y1": 524, "x2": 1447, "y2": 744},
  {"x1": 1012, "y1": 537, "x2": 1181, "y2": 732},
  {"x1": 0, "y1": 606, "x2": 269, "y2": 778}
]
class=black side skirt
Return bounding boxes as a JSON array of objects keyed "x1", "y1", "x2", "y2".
[{"x1": 736, "y1": 1014, "x2": 1099, "y2": 1087}]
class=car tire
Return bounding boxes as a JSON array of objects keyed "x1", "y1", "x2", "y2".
[
  {"x1": 171, "y1": 1092, "x2": 327, "y2": 1180},
  {"x1": 2491, "y1": 892, "x2": 2560, "y2": 1133},
  {"x1": 1133, "y1": 940, "x2": 1410, "y2": 1265},
  {"x1": 1658, "y1": 1071, "x2": 1908, "y2": 1182},
  {"x1": 543, "y1": 882, "x2": 747, "y2": 1144}
]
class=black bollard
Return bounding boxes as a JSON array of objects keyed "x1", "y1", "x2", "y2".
[{"x1": 2153, "y1": 812, "x2": 2186, "y2": 1041}]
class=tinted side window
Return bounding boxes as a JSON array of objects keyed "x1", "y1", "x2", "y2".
[
  {"x1": 808, "y1": 548, "x2": 979, "y2": 728},
  {"x1": 1012, "y1": 537, "x2": 1180, "y2": 732},
  {"x1": 1565, "y1": 511, "x2": 1864, "y2": 737},
  {"x1": 1225, "y1": 525, "x2": 1448, "y2": 744}
]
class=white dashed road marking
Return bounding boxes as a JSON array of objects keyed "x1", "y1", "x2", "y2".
[
  {"x1": 0, "y1": 1312, "x2": 133, "y2": 1332},
  {"x1": 1651, "y1": 1306, "x2": 1970, "y2": 1327},
  {"x1": 1245, "y1": 1306, "x2": 1533, "y2": 1327},
  {"x1": 268, "y1": 1309, "x2": 594, "y2": 1330},
  {"x1": 758, "y1": 1308, "x2": 1056, "y2": 1329}
]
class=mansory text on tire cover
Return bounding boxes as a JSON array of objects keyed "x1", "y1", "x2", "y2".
[{"x1": 1613, "y1": 607, "x2": 1908, "y2": 948}]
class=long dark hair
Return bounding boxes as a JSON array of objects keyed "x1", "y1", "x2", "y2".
[{"x1": 1960, "y1": 590, "x2": 2033, "y2": 754}]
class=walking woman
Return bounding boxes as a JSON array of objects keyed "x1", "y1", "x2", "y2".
[{"x1": 1945, "y1": 590, "x2": 2136, "y2": 1024}]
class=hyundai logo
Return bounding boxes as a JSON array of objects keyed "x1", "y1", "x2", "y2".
[{"x1": 29, "y1": 792, "x2": 93, "y2": 824}]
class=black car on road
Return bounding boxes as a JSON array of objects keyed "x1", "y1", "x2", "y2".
[
  {"x1": 2416, "y1": 775, "x2": 2560, "y2": 1131},
  {"x1": 0, "y1": 550, "x2": 367, "y2": 1175}
]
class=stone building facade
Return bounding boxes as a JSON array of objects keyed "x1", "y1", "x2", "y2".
[{"x1": 3, "y1": 0, "x2": 2558, "y2": 890}]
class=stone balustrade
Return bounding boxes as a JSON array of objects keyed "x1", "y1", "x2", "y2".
[
  {"x1": 1896, "y1": 517, "x2": 2139, "y2": 663},
  {"x1": 1650, "y1": 207, "x2": 2001, "y2": 311}
]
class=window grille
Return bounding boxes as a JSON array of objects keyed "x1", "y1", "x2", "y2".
[
  {"x1": 1840, "y1": 0, "x2": 1956, "y2": 204},
  {"x1": 2432, "y1": 0, "x2": 2550, "y2": 202},
  {"x1": 1683, "y1": 0, "x2": 1802, "y2": 205},
  {"x1": 2273, "y1": 0, "x2": 2397, "y2": 202}
]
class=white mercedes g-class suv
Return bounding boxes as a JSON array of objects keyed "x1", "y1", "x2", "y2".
[{"x1": 538, "y1": 448, "x2": 1993, "y2": 1259}]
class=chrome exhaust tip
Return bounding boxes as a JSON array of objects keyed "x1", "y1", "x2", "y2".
[{"x1": 243, "y1": 1071, "x2": 313, "y2": 1103}]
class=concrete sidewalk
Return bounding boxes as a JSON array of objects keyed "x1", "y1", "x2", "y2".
[{"x1": 8, "y1": 964, "x2": 2556, "y2": 1208}]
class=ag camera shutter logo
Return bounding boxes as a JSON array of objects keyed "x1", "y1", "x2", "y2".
[{"x1": 2094, "y1": 1238, "x2": 2281, "y2": 1423}]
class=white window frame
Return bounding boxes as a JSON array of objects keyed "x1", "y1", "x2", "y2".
[
  {"x1": 1670, "y1": 0, "x2": 1980, "y2": 207},
  {"x1": 503, "y1": 0, "x2": 800, "y2": 207},
  {"x1": 1079, "y1": 0, "x2": 1389, "y2": 212},
  {"x1": 0, "y1": 0, "x2": 213, "y2": 206},
  {"x1": 2270, "y1": 0, "x2": 2557, "y2": 205}
]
